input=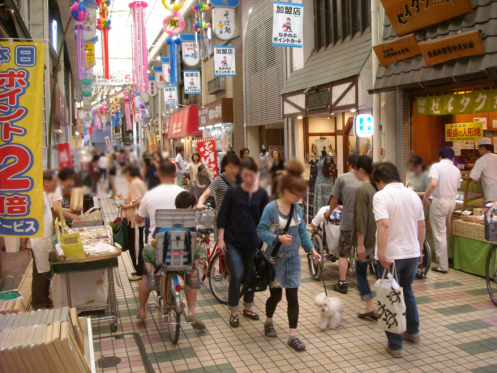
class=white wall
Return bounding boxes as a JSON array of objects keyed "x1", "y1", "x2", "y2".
[{"x1": 290, "y1": 0, "x2": 315, "y2": 72}]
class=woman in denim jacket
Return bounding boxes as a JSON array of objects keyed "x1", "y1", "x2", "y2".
[{"x1": 257, "y1": 160, "x2": 321, "y2": 351}]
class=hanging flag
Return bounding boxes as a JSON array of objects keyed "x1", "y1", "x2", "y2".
[
  {"x1": 148, "y1": 76, "x2": 157, "y2": 96},
  {"x1": 164, "y1": 86, "x2": 178, "y2": 105},
  {"x1": 184, "y1": 71, "x2": 201, "y2": 94},
  {"x1": 181, "y1": 34, "x2": 200, "y2": 67},
  {"x1": 214, "y1": 46, "x2": 236, "y2": 76},
  {"x1": 212, "y1": 7, "x2": 235, "y2": 40},
  {"x1": 154, "y1": 66, "x2": 166, "y2": 88},
  {"x1": 272, "y1": 1, "x2": 304, "y2": 48},
  {"x1": 198, "y1": 137, "x2": 219, "y2": 178},
  {"x1": 161, "y1": 57, "x2": 170, "y2": 83}
]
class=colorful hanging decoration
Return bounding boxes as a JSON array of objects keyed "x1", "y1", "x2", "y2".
[
  {"x1": 139, "y1": 103, "x2": 147, "y2": 128},
  {"x1": 96, "y1": 0, "x2": 111, "y2": 80},
  {"x1": 101, "y1": 101, "x2": 108, "y2": 131},
  {"x1": 123, "y1": 92, "x2": 132, "y2": 130},
  {"x1": 129, "y1": 1, "x2": 148, "y2": 92},
  {"x1": 93, "y1": 109, "x2": 101, "y2": 130},
  {"x1": 70, "y1": 2, "x2": 90, "y2": 80},
  {"x1": 162, "y1": 0, "x2": 184, "y2": 11},
  {"x1": 192, "y1": 1, "x2": 211, "y2": 60},
  {"x1": 166, "y1": 37, "x2": 182, "y2": 85},
  {"x1": 162, "y1": 0, "x2": 185, "y2": 36}
]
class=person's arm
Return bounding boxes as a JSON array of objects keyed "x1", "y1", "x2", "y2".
[
  {"x1": 423, "y1": 178, "x2": 438, "y2": 207},
  {"x1": 196, "y1": 187, "x2": 213, "y2": 210},
  {"x1": 134, "y1": 196, "x2": 147, "y2": 225},
  {"x1": 470, "y1": 161, "x2": 482, "y2": 184},
  {"x1": 377, "y1": 218, "x2": 393, "y2": 268},
  {"x1": 52, "y1": 200, "x2": 81, "y2": 222},
  {"x1": 257, "y1": 204, "x2": 278, "y2": 246},
  {"x1": 217, "y1": 187, "x2": 233, "y2": 230},
  {"x1": 355, "y1": 188, "x2": 368, "y2": 260},
  {"x1": 121, "y1": 198, "x2": 142, "y2": 210},
  {"x1": 324, "y1": 196, "x2": 339, "y2": 218},
  {"x1": 190, "y1": 167, "x2": 195, "y2": 187}
]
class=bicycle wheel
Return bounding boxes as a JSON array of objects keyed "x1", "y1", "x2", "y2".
[
  {"x1": 208, "y1": 252, "x2": 230, "y2": 305},
  {"x1": 165, "y1": 272, "x2": 181, "y2": 344},
  {"x1": 485, "y1": 245, "x2": 497, "y2": 306},
  {"x1": 308, "y1": 234, "x2": 324, "y2": 280},
  {"x1": 417, "y1": 240, "x2": 432, "y2": 279}
]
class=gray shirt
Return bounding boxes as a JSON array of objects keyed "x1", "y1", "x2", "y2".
[{"x1": 331, "y1": 171, "x2": 362, "y2": 231}]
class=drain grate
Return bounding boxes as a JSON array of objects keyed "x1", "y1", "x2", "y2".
[{"x1": 97, "y1": 356, "x2": 121, "y2": 368}]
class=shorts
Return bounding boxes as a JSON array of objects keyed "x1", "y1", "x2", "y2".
[
  {"x1": 337, "y1": 230, "x2": 352, "y2": 258},
  {"x1": 142, "y1": 245, "x2": 155, "y2": 264}
]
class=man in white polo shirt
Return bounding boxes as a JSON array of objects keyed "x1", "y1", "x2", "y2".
[
  {"x1": 373, "y1": 162, "x2": 425, "y2": 358},
  {"x1": 423, "y1": 147, "x2": 461, "y2": 274},
  {"x1": 470, "y1": 138, "x2": 497, "y2": 203}
]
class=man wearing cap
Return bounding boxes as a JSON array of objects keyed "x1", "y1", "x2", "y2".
[
  {"x1": 470, "y1": 138, "x2": 497, "y2": 203},
  {"x1": 324, "y1": 153, "x2": 362, "y2": 293}
]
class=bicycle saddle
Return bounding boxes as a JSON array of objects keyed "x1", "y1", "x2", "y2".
[{"x1": 198, "y1": 226, "x2": 213, "y2": 235}]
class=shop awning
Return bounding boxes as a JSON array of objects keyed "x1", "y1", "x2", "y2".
[
  {"x1": 281, "y1": 32, "x2": 372, "y2": 95},
  {"x1": 371, "y1": 1, "x2": 497, "y2": 94},
  {"x1": 167, "y1": 105, "x2": 202, "y2": 139}
]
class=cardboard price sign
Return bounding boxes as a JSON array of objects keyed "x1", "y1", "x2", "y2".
[{"x1": 445, "y1": 122, "x2": 483, "y2": 142}]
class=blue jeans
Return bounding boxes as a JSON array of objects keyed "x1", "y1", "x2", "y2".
[
  {"x1": 376, "y1": 258, "x2": 420, "y2": 351},
  {"x1": 355, "y1": 260, "x2": 376, "y2": 301},
  {"x1": 226, "y1": 242, "x2": 256, "y2": 311}
]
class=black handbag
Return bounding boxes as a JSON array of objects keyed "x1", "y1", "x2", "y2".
[{"x1": 239, "y1": 242, "x2": 274, "y2": 297}]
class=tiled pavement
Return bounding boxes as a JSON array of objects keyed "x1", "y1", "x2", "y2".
[{"x1": 92, "y1": 250, "x2": 497, "y2": 373}]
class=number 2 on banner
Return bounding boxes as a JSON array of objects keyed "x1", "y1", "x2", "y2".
[{"x1": 0, "y1": 144, "x2": 33, "y2": 192}]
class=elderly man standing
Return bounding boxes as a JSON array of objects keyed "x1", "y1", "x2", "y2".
[
  {"x1": 470, "y1": 138, "x2": 497, "y2": 203},
  {"x1": 423, "y1": 147, "x2": 461, "y2": 274},
  {"x1": 373, "y1": 162, "x2": 425, "y2": 358}
]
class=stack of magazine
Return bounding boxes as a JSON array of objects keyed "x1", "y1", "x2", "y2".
[{"x1": 0, "y1": 307, "x2": 90, "y2": 373}]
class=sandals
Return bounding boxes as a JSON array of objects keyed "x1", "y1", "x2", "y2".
[
  {"x1": 358, "y1": 310, "x2": 378, "y2": 320},
  {"x1": 264, "y1": 322, "x2": 277, "y2": 338},
  {"x1": 287, "y1": 336, "x2": 306, "y2": 351},
  {"x1": 243, "y1": 309, "x2": 259, "y2": 320},
  {"x1": 229, "y1": 314, "x2": 240, "y2": 328}
]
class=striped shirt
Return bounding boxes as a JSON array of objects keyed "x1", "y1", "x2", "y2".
[
  {"x1": 209, "y1": 173, "x2": 235, "y2": 213},
  {"x1": 429, "y1": 159, "x2": 461, "y2": 197}
]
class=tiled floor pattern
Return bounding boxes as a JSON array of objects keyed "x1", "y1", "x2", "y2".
[{"x1": 91, "y1": 251, "x2": 497, "y2": 373}]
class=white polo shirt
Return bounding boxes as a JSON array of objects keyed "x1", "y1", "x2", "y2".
[
  {"x1": 470, "y1": 153, "x2": 497, "y2": 201},
  {"x1": 175, "y1": 153, "x2": 185, "y2": 172},
  {"x1": 429, "y1": 159, "x2": 461, "y2": 197},
  {"x1": 373, "y1": 183, "x2": 424, "y2": 260}
]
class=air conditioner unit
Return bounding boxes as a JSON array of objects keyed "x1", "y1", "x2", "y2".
[{"x1": 208, "y1": 76, "x2": 226, "y2": 94}]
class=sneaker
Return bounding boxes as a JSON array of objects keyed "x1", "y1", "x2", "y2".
[
  {"x1": 402, "y1": 332, "x2": 420, "y2": 343},
  {"x1": 264, "y1": 322, "x2": 277, "y2": 338},
  {"x1": 431, "y1": 266, "x2": 447, "y2": 274},
  {"x1": 385, "y1": 346, "x2": 403, "y2": 358},
  {"x1": 129, "y1": 275, "x2": 142, "y2": 281},
  {"x1": 288, "y1": 336, "x2": 306, "y2": 351},
  {"x1": 186, "y1": 313, "x2": 206, "y2": 330},
  {"x1": 332, "y1": 281, "x2": 348, "y2": 294}
]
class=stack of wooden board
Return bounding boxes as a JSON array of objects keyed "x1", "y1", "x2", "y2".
[{"x1": 0, "y1": 307, "x2": 89, "y2": 373}]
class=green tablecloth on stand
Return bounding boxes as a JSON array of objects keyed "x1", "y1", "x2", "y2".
[{"x1": 453, "y1": 236, "x2": 492, "y2": 277}]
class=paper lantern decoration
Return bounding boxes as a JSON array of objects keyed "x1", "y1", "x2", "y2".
[
  {"x1": 123, "y1": 92, "x2": 132, "y2": 130},
  {"x1": 129, "y1": 1, "x2": 148, "y2": 93},
  {"x1": 96, "y1": 0, "x2": 112, "y2": 80},
  {"x1": 166, "y1": 37, "x2": 182, "y2": 85},
  {"x1": 70, "y1": 1, "x2": 88, "y2": 22}
]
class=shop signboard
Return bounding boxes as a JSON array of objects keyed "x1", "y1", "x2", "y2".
[
  {"x1": 198, "y1": 137, "x2": 219, "y2": 178},
  {"x1": 57, "y1": 144, "x2": 72, "y2": 168},
  {"x1": 415, "y1": 91, "x2": 497, "y2": 116},
  {"x1": 184, "y1": 71, "x2": 201, "y2": 94},
  {"x1": 147, "y1": 131, "x2": 156, "y2": 153},
  {"x1": 148, "y1": 76, "x2": 157, "y2": 97},
  {"x1": 93, "y1": 72, "x2": 132, "y2": 86},
  {"x1": 85, "y1": 41, "x2": 95, "y2": 67},
  {"x1": 445, "y1": 122, "x2": 483, "y2": 142},
  {"x1": 153, "y1": 66, "x2": 166, "y2": 88},
  {"x1": 181, "y1": 35, "x2": 200, "y2": 67},
  {"x1": 161, "y1": 58, "x2": 170, "y2": 84},
  {"x1": 418, "y1": 30, "x2": 485, "y2": 67},
  {"x1": 272, "y1": 1, "x2": 304, "y2": 48},
  {"x1": 353, "y1": 114, "x2": 374, "y2": 138},
  {"x1": 213, "y1": 7, "x2": 235, "y2": 40},
  {"x1": 83, "y1": 95, "x2": 92, "y2": 107},
  {"x1": 214, "y1": 46, "x2": 236, "y2": 76},
  {"x1": 380, "y1": 0, "x2": 473, "y2": 37},
  {"x1": 81, "y1": 7, "x2": 97, "y2": 41},
  {"x1": 164, "y1": 86, "x2": 178, "y2": 105},
  {"x1": 199, "y1": 98, "x2": 234, "y2": 127},
  {"x1": 474, "y1": 90, "x2": 497, "y2": 113},
  {"x1": 373, "y1": 34, "x2": 421, "y2": 67},
  {"x1": 0, "y1": 41, "x2": 45, "y2": 238}
]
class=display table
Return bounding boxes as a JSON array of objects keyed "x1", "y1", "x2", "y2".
[{"x1": 452, "y1": 219, "x2": 494, "y2": 276}]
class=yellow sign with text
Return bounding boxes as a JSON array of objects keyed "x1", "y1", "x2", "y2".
[
  {"x1": 85, "y1": 43, "x2": 95, "y2": 67},
  {"x1": 445, "y1": 122, "x2": 483, "y2": 142},
  {"x1": 0, "y1": 41, "x2": 45, "y2": 237}
]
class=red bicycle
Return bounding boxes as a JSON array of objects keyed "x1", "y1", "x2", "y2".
[{"x1": 197, "y1": 205, "x2": 231, "y2": 304}]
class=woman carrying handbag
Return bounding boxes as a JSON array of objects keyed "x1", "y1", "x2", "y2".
[{"x1": 257, "y1": 161, "x2": 321, "y2": 351}]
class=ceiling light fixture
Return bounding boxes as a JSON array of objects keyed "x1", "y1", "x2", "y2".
[
  {"x1": 297, "y1": 116, "x2": 303, "y2": 119},
  {"x1": 351, "y1": 109, "x2": 357, "y2": 113}
]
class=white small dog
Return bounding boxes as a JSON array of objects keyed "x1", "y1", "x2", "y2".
[{"x1": 314, "y1": 292, "x2": 343, "y2": 330}]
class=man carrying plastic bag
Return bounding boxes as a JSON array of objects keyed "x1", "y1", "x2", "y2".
[{"x1": 372, "y1": 163, "x2": 426, "y2": 358}]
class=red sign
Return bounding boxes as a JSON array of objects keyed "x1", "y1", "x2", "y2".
[
  {"x1": 57, "y1": 143, "x2": 72, "y2": 168},
  {"x1": 197, "y1": 137, "x2": 219, "y2": 178},
  {"x1": 167, "y1": 106, "x2": 201, "y2": 139}
]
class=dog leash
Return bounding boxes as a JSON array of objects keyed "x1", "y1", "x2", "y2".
[{"x1": 323, "y1": 281, "x2": 328, "y2": 297}]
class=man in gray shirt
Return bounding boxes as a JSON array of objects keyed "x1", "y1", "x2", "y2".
[{"x1": 324, "y1": 153, "x2": 362, "y2": 293}]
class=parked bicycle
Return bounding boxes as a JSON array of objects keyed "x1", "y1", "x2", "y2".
[{"x1": 486, "y1": 244, "x2": 497, "y2": 306}]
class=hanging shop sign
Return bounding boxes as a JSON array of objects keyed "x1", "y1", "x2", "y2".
[
  {"x1": 272, "y1": 1, "x2": 304, "y2": 48},
  {"x1": 307, "y1": 89, "x2": 329, "y2": 111},
  {"x1": 148, "y1": 76, "x2": 157, "y2": 96},
  {"x1": 82, "y1": 7, "x2": 97, "y2": 41},
  {"x1": 93, "y1": 72, "x2": 132, "y2": 86},
  {"x1": 147, "y1": 131, "x2": 157, "y2": 153},
  {"x1": 181, "y1": 34, "x2": 200, "y2": 67},
  {"x1": 72, "y1": 136, "x2": 82, "y2": 147},
  {"x1": 214, "y1": 46, "x2": 236, "y2": 76},
  {"x1": 199, "y1": 98, "x2": 234, "y2": 127},
  {"x1": 353, "y1": 114, "x2": 374, "y2": 138},
  {"x1": 445, "y1": 122, "x2": 483, "y2": 142},
  {"x1": 212, "y1": 7, "x2": 235, "y2": 40},
  {"x1": 0, "y1": 41, "x2": 45, "y2": 238},
  {"x1": 418, "y1": 30, "x2": 485, "y2": 67},
  {"x1": 154, "y1": 66, "x2": 166, "y2": 88},
  {"x1": 184, "y1": 71, "x2": 201, "y2": 94},
  {"x1": 415, "y1": 90, "x2": 497, "y2": 116},
  {"x1": 197, "y1": 137, "x2": 219, "y2": 178},
  {"x1": 84, "y1": 41, "x2": 95, "y2": 67},
  {"x1": 82, "y1": 95, "x2": 92, "y2": 107},
  {"x1": 164, "y1": 86, "x2": 178, "y2": 105},
  {"x1": 380, "y1": 0, "x2": 473, "y2": 37},
  {"x1": 373, "y1": 34, "x2": 421, "y2": 67},
  {"x1": 161, "y1": 57, "x2": 170, "y2": 84},
  {"x1": 81, "y1": 78, "x2": 93, "y2": 97}
]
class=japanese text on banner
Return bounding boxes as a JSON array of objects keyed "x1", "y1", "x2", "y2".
[
  {"x1": 0, "y1": 41, "x2": 45, "y2": 238},
  {"x1": 445, "y1": 122, "x2": 483, "y2": 142},
  {"x1": 197, "y1": 137, "x2": 219, "y2": 178},
  {"x1": 272, "y1": 1, "x2": 304, "y2": 48},
  {"x1": 214, "y1": 46, "x2": 236, "y2": 76}
]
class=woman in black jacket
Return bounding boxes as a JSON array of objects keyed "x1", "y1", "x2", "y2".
[{"x1": 217, "y1": 157, "x2": 269, "y2": 327}]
